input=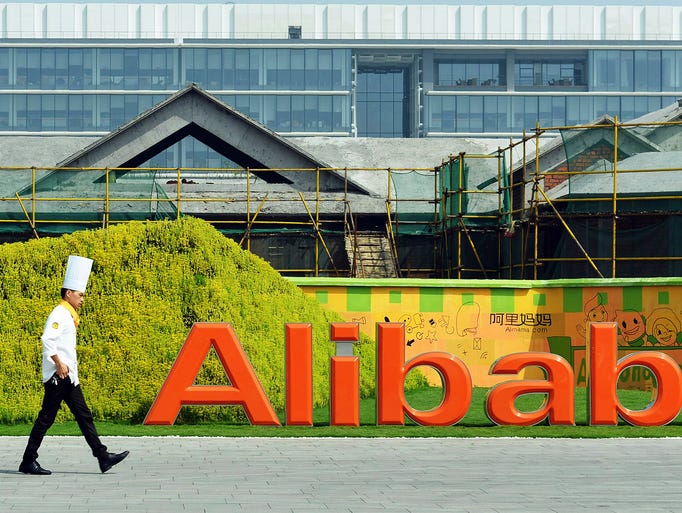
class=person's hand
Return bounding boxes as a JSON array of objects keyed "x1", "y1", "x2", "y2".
[{"x1": 55, "y1": 361, "x2": 69, "y2": 379}]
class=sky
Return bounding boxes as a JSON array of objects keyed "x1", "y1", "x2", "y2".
[{"x1": 7, "y1": 0, "x2": 681, "y2": 5}]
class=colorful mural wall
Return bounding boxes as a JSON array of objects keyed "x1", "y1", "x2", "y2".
[{"x1": 292, "y1": 277, "x2": 682, "y2": 389}]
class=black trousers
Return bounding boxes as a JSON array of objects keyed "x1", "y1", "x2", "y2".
[{"x1": 22, "y1": 374, "x2": 107, "y2": 463}]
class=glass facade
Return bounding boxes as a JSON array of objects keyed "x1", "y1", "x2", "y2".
[
  {"x1": 183, "y1": 48, "x2": 349, "y2": 91},
  {"x1": 424, "y1": 48, "x2": 682, "y2": 134},
  {"x1": 0, "y1": 46, "x2": 351, "y2": 132},
  {"x1": 0, "y1": 93, "x2": 170, "y2": 131},
  {"x1": 218, "y1": 94, "x2": 350, "y2": 134},
  {"x1": 0, "y1": 47, "x2": 350, "y2": 92},
  {"x1": 427, "y1": 95, "x2": 677, "y2": 133},
  {"x1": 0, "y1": 45, "x2": 354, "y2": 166},
  {"x1": 356, "y1": 68, "x2": 409, "y2": 137},
  {"x1": 590, "y1": 50, "x2": 682, "y2": 92},
  {"x1": 0, "y1": 47, "x2": 177, "y2": 90},
  {"x1": 0, "y1": 43, "x2": 678, "y2": 153},
  {"x1": 0, "y1": 93, "x2": 349, "y2": 133}
]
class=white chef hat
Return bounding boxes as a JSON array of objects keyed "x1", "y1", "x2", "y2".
[{"x1": 62, "y1": 255, "x2": 93, "y2": 293}]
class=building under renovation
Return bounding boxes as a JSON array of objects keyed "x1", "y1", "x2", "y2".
[
  {"x1": 0, "y1": 1, "x2": 679, "y2": 279},
  {"x1": 0, "y1": 84, "x2": 680, "y2": 280}
]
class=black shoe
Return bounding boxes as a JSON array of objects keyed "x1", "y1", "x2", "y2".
[
  {"x1": 19, "y1": 460, "x2": 52, "y2": 475},
  {"x1": 98, "y1": 450, "x2": 129, "y2": 473}
]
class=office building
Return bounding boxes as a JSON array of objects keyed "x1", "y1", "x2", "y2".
[{"x1": 0, "y1": 1, "x2": 680, "y2": 167}]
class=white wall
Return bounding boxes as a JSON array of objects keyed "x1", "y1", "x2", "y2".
[{"x1": 0, "y1": 3, "x2": 680, "y2": 41}]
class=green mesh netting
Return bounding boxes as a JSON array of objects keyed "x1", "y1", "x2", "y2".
[
  {"x1": 431, "y1": 155, "x2": 505, "y2": 278},
  {"x1": 389, "y1": 169, "x2": 438, "y2": 236}
]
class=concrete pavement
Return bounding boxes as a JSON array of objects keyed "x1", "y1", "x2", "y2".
[{"x1": 1, "y1": 436, "x2": 681, "y2": 512}]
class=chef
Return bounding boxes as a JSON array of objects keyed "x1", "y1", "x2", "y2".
[{"x1": 19, "y1": 255, "x2": 129, "y2": 475}]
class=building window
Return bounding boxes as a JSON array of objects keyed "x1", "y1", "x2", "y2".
[
  {"x1": 182, "y1": 48, "x2": 351, "y2": 92},
  {"x1": 634, "y1": 51, "x2": 661, "y2": 92},
  {"x1": 288, "y1": 26, "x2": 302, "y2": 39},
  {"x1": 219, "y1": 93, "x2": 349, "y2": 134},
  {"x1": 426, "y1": 94, "x2": 677, "y2": 135},
  {"x1": 357, "y1": 68, "x2": 409, "y2": 137},
  {"x1": 662, "y1": 51, "x2": 682, "y2": 90},
  {"x1": 435, "y1": 59, "x2": 505, "y2": 88},
  {"x1": 590, "y1": 50, "x2": 679, "y2": 92},
  {"x1": 515, "y1": 58, "x2": 586, "y2": 87},
  {"x1": 90, "y1": 48, "x2": 175, "y2": 90},
  {"x1": 0, "y1": 49, "x2": 9, "y2": 88}
]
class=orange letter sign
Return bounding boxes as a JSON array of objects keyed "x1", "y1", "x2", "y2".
[
  {"x1": 486, "y1": 352, "x2": 575, "y2": 426},
  {"x1": 144, "y1": 323, "x2": 280, "y2": 426},
  {"x1": 589, "y1": 322, "x2": 682, "y2": 426},
  {"x1": 285, "y1": 324, "x2": 313, "y2": 426},
  {"x1": 330, "y1": 323, "x2": 360, "y2": 426},
  {"x1": 376, "y1": 323, "x2": 472, "y2": 426}
]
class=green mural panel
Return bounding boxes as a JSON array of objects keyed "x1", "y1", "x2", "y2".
[
  {"x1": 462, "y1": 293, "x2": 475, "y2": 305},
  {"x1": 623, "y1": 287, "x2": 643, "y2": 312},
  {"x1": 315, "y1": 290, "x2": 329, "y2": 304},
  {"x1": 347, "y1": 287, "x2": 371, "y2": 312},
  {"x1": 389, "y1": 290, "x2": 402, "y2": 304},
  {"x1": 491, "y1": 289, "x2": 515, "y2": 312},
  {"x1": 420, "y1": 288, "x2": 443, "y2": 312},
  {"x1": 533, "y1": 293, "x2": 546, "y2": 306},
  {"x1": 547, "y1": 336, "x2": 573, "y2": 366},
  {"x1": 563, "y1": 288, "x2": 583, "y2": 313}
]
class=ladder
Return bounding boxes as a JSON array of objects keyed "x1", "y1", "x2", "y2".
[{"x1": 345, "y1": 229, "x2": 400, "y2": 278}]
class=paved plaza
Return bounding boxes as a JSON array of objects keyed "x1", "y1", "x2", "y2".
[{"x1": 1, "y1": 436, "x2": 681, "y2": 512}]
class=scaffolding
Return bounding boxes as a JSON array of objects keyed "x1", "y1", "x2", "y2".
[
  {"x1": 434, "y1": 152, "x2": 505, "y2": 279},
  {"x1": 0, "y1": 165, "x2": 434, "y2": 277},
  {"x1": 1, "y1": 118, "x2": 681, "y2": 278},
  {"x1": 507, "y1": 119, "x2": 682, "y2": 279}
]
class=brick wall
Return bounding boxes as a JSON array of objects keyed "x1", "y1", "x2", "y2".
[{"x1": 544, "y1": 143, "x2": 617, "y2": 190}]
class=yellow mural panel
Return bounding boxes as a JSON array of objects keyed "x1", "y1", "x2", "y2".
[{"x1": 294, "y1": 278, "x2": 682, "y2": 389}]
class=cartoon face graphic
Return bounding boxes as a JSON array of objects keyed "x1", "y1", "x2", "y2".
[
  {"x1": 587, "y1": 304, "x2": 609, "y2": 323},
  {"x1": 616, "y1": 310, "x2": 646, "y2": 346},
  {"x1": 652, "y1": 318, "x2": 676, "y2": 345},
  {"x1": 646, "y1": 308, "x2": 681, "y2": 346},
  {"x1": 576, "y1": 293, "x2": 612, "y2": 339}
]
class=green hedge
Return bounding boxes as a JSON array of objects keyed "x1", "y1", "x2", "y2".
[{"x1": 0, "y1": 217, "x2": 425, "y2": 424}]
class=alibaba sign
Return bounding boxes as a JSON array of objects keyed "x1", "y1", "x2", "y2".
[{"x1": 144, "y1": 322, "x2": 682, "y2": 427}]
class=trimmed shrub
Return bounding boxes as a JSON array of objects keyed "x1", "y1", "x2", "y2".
[{"x1": 0, "y1": 217, "x2": 425, "y2": 424}]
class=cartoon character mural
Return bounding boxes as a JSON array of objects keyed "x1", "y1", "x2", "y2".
[
  {"x1": 577, "y1": 296, "x2": 682, "y2": 348},
  {"x1": 576, "y1": 293, "x2": 612, "y2": 338},
  {"x1": 646, "y1": 308, "x2": 682, "y2": 346},
  {"x1": 615, "y1": 310, "x2": 647, "y2": 347}
]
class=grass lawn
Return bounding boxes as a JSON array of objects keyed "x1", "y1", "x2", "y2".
[{"x1": 2, "y1": 386, "x2": 681, "y2": 438}]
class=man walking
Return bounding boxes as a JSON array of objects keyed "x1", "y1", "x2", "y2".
[{"x1": 19, "y1": 255, "x2": 129, "y2": 475}]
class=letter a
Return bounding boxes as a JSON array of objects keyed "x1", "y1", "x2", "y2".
[
  {"x1": 486, "y1": 352, "x2": 575, "y2": 426},
  {"x1": 144, "y1": 323, "x2": 280, "y2": 426}
]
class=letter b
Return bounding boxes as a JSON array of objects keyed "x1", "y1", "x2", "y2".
[
  {"x1": 376, "y1": 323, "x2": 472, "y2": 426},
  {"x1": 590, "y1": 322, "x2": 682, "y2": 426}
]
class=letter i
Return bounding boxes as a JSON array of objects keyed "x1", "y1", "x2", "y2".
[
  {"x1": 285, "y1": 324, "x2": 313, "y2": 426},
  {"x1": 330, "y1": 323, "x2": 360, "y2": 427}
]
